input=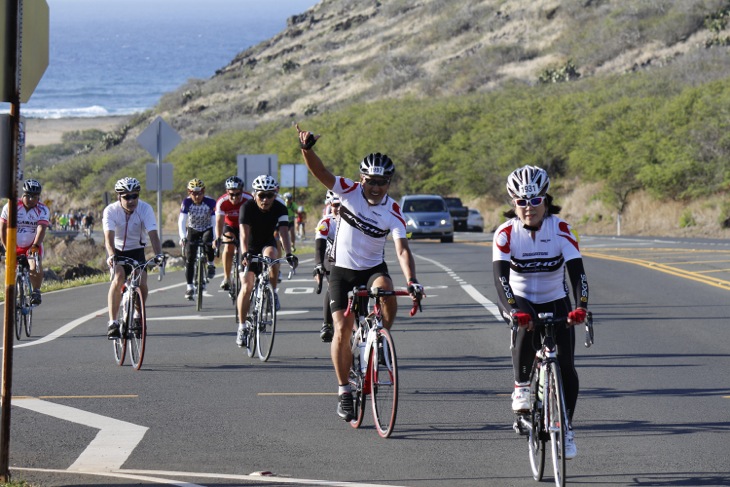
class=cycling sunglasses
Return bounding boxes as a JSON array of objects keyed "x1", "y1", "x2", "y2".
[
  {"x1": 514, "y1": 196, "x2": 545, "y2": 208},
  {"x1": 121, "y1": 193, "x2": 140, "y2": 201},
  {"x1": 227, "y1": 191, "x2": 243, "y2": 198},
  {"x1": 257, "y1": 192, "x2": 276, "y2": 200},
  {"x1": 363, "y1": 178, "x2": 390, "y2": 187}
]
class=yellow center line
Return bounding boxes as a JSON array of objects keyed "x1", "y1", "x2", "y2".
[{"x1": 583, "y1": 251, "x2": 730, "y2": 291}]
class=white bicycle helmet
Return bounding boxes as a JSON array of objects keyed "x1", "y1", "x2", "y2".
[
  {"x1": 506, "y1": 165, "x2": 550, "y2": 199},
  {"x1": 225, "y1": 176, "x2": 244, "y2": 190},
  {"x1": 115, "y1": 177, "x2": 141, "y2": 193},
  {"x1": 22, "y1": 179, "x2": 42, "y2": 195},
  {"x1": 360, "y1": 153, "x2": 395, "y2": 178},
  {"x1": 252, "y1": 175, "x2": 278, "y2": 192}
]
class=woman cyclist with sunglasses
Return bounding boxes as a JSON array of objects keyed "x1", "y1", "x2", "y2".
[{"x1": 492, "y1": 165, "x2": 590, "y2": 460}]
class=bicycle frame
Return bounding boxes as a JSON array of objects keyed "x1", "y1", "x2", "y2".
[
  {"x1": 241, "y1": 254, "x2": 294, "y2": 361},
  {"x1": 111, "y1": 256, "x2": 165, "y2": 370},
  {"x1": 344, "y1": 286, "x2": 420, "y2": 438},
  {"x1": 14, "y1": 253, "x2": 39, "y2": 340}
]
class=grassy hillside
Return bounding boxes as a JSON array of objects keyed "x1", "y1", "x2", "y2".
[{"x1": 24, "y1": 0, "x2": 730, "y2": 237}]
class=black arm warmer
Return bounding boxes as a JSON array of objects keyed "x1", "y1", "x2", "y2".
[
  {"x1": 493, "y1": 260, "x2": 518, "y2": 314},
  {"x1": 566, "y1": 258, "x2": 589, "y2": 308},
  {"x1": 314, "y1": 238, "x2": 327, "y2": 266}
]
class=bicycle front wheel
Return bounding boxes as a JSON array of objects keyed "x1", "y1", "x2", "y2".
[
  {"x1": 14, "y1": 279, "x2": 24, "y2": 340},
  {"x1": 128, "y1": 287, "x2": 147, "y2": 370},
  {"x1": 348, "y1": 331, "x2": 367, "y2": 429},
  {"x1": 546, "y1": 361, "x2": 566, "y2": 487},
  {"x1": 113, "y1": 291, "x2": 128, "y2": 365},
  {"x1": 528, "y1": 366, "x2": 546, "y2": 480},
  {"x1": 21, "y1": 274, "x2": 33, "y2": 337},
  {"x1": 230, "y1": 254, "x2": 240, "y2": 305},
  {"x1": 371, "y1": 328, "x2": 398, "y2": 438},
  {"x1": 196, "y1": 255, "x2": 205, "y2": 311},
  {"x1": 256, "y1": 284, "x2": 277, "y2": 361}
]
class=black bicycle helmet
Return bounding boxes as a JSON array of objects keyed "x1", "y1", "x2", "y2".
[
  {"x1": 22, "y1": 179, "x2": 42, "y2": 195},
  {"x1": 359, "y1": 153, "x2": 395, "y2": 178},
  {"x1": 225, "y1": 176, "x2": 244, "y2": 190}
]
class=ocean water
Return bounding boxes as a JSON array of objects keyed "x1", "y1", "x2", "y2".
[{"x1": 19, "y1": 0, "x2": 318, "y2": 118}]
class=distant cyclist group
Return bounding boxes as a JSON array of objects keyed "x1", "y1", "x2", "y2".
[{"x1": 6, "y1": 124, "x2": 590, "y2": 462}]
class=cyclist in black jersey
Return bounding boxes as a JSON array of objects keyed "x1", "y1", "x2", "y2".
[
  {"x1": 235, "y1": 175, "x2": 298, "y2": 347},
  {"x1": 492, "y1": 165, "x2": 589, "y2": 460}
]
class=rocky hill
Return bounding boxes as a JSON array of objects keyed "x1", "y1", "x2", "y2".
[{"x1": 153, "y1": 0, "x2": 729, "y2": 138}]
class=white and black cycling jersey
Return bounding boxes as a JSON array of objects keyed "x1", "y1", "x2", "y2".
[
  {"x1": 493, "y1": 215, "x2": 582, "y2": 304},
  {"x1": 330, "y1": 176, "x2": 407, "y2": 271}
]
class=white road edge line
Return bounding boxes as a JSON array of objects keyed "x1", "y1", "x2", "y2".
[
  {"x1": 12, "y1": 398, "x2": 148, "y2": 472},
  {"x1": 414, "y1": 254, "x2": 502, "y2": 321}
]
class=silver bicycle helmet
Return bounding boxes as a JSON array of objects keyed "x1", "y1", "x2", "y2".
[
  {"x1": 115, "y1": 177, "x2": 141, "y2": 193},
  {"x1": 506, "y1": 165, "x2": 550, "y2": 199},
  {"x1": 225, "y1": 176, "x2": 244, "y2": 190},
  {"x1": 22, "y1": 179, "x2": 42, "y2": 195},
  {"x1": 359, "y1": 153, "x2": 395, "y2": 178},
  {"x1": 251, "y1": 175, "x2": 278, "y2": 192}
]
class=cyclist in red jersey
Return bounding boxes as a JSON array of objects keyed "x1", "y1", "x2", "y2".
[
  {"x1": 0, "y1": 179, "x2": 50, "y2": 305},
  {"x1": 213, "y1": 176, "x2": 252, "y2": 290}
]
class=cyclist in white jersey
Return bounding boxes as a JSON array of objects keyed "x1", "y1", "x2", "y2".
[
  {"x1": 492, "y1": 165, "x2": 589, "y2": 460},
  {"x1": 103, "y1": 177, "x2": 164, "y2": 339},
  {"x1": 0, "y1": 179, "x2": 50, "y2": 305},
  {"x1": 313, "y1": 190, "x2": 340, "y2": 342},
  {"x1": 297, "y1": 124, "x2": 424, "y2": 422}
]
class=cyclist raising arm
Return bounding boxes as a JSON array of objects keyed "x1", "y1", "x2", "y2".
[
  {"x1": 492, "y1": 165, "x2": 589, "y2": 460},
  {"x1": 0, "y1": 179, "x2": 50, "y2": 305},
  {"x1": 103, "y1": 177, "x2": 163, "y2": 339},
  {"x1": 235, "y1": 175, "x2": 298, "y2": 347},
  {"x1": 213, "y1": 176, "x2": 252, "y2": 290},
  {"x1": 297, "y1": 124, "x2": 424, "y2": 422}
]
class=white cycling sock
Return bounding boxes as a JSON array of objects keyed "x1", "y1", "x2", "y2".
[{"x1": 338, "y1": 384, "x2": 351, "y2": 395}]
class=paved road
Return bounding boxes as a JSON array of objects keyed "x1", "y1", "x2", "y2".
[{"x1": 3, "y1": 233, "x2": 730, "y2": 486}]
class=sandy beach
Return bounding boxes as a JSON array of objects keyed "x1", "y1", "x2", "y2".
[{"x1": 24, "y1": 115, "x2": 131, "y2": 147}]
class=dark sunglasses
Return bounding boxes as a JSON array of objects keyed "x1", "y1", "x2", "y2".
[
  {"x1": 257, "y1": 192, "x2": 276, "y2": 200},
  {"x1": 22, "y1": 193, "x2": 39, "y2": 199},
  {"x1": 228, "y1": 192, "x2": 243, "y2": 198},
  {"x1": 364, "y1": 178, "x2": 390, "y2": 187},
  {"x1": 514, "y1": 196, "x2": 545, "y2": 208},
  {"x1": 190, "y1": 191, "x2": 204, "y2": 196},
  {"x1": 331, "y1": 203, "x2": 341, "y2": 208},
  {"x1": 121, "y1": 193, "x2": 140, "y2": 201}
]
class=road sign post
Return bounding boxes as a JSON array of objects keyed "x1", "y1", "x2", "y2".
[
  {"x1": 1, "y1": 0, "x2": 49, "y2": 481},
  {"x1": 137, "y1": 116, "x2": 180, "y2": 240}
]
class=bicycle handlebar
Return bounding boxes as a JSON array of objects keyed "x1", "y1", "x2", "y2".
[
  {"x1": 508, "y1": 312, "x2": 594, "y2": 349},
  {"x1": 109, "y1": 255, "x2": 166, "y2": 281},
  {"x1": 241, "y1": 254, "x2": 296, "y2": 280},
  {"x1": 344, "y1": 287, "x2": 422, "y2": 318}
]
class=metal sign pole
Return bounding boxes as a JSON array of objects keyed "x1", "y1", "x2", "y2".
[
  {"x1": 1, "y1": 0, "x2": 21, "y2": 480},
  {"x1": 156, "y1": 121, "x2": 162, "y2": 240}
]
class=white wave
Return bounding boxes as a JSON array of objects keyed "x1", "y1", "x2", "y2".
[{"x1": 16, "y1": 106, "x2": 146, "y2": 119}]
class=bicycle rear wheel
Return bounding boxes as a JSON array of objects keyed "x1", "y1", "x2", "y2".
[
  {"x1": 196, "y1": 255, "x2": 205, "y2": 311},
  {"x1": 113, "y1": 291, "x2": 128, "y2": 365},
  {"x1": 128, "y1": 287, "x2": 147, "y2": 370},
  {"x1": 371, "y1": 328, "x2": 398, "y2": 438},
  {"x1": 257, "y1": 283, "x2": 277, "y2": 361},
  {"x1": 546, "y1": 362, "x2": 566, "y2": 487},
  {"x1": 348, "y1": 332, "x2": 366, "y2": 429},
  {"x1": 528, "y1": 368, "x2": 546, "y2": 480}
]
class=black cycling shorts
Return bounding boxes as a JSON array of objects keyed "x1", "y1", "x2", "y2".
[
  {"x1": 113, "y1": 248, "x2": 147, "y2": 278},
  {"x1": 328, "y1": 262, "x2": 390, "y2": 313}
]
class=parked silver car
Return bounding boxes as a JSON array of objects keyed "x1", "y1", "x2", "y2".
[{"x1": 399, "y1": 194, "x2": 454, "y2": 243}]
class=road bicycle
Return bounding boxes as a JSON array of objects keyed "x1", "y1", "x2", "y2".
[
  {"x1": 512, "y1": 311, "x2": 594, "y2": 487},
  {"x1": 344, "y1": 286, "x2": 421, "y2": 438},
  {"x1": 14, "y1": 253, "x2": 38, "y2": 340},
  {"x1": 111, "y1": 255, "x2": 165, "y2": 370},
  {"x1": 241, "y1": 254, "x2": 294, "y2": 362},
  {"x1": 184, "y1": 237, "x2": 210, "y2": 311}
]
